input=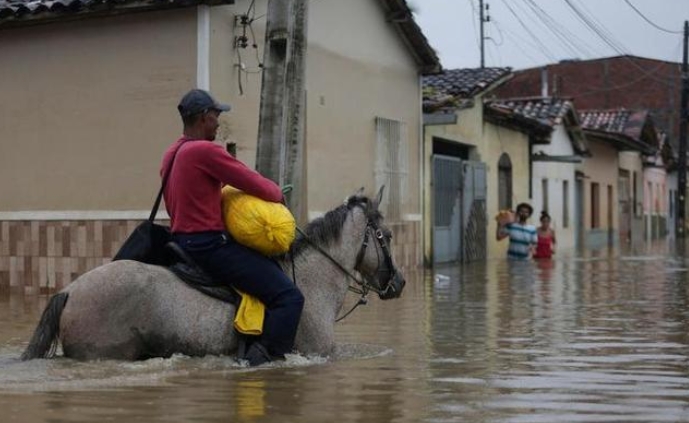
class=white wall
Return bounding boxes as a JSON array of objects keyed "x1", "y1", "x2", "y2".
[{"x1": 531, "y1": 125, "x2": 577, "y2": 252}]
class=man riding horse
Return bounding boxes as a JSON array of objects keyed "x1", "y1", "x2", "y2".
[{"x1": 161, "y1": 89, "x2": 304, "y2": 366}]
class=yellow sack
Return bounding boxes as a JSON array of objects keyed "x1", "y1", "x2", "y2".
[
  {"x1": 221, "y1": 186, "x2": 296, "y2": 256},
  {"x1": 234, "y1": 290, "x2": 265, "y2": 336}
]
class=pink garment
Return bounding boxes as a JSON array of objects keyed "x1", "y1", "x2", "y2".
[{"x1": 161, "y1": 137, "x2": 282, "y2": 234}]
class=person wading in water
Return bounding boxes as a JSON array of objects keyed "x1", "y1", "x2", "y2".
[{"x1": 496, "y1": 202, "x2": 538, "y2": 260}]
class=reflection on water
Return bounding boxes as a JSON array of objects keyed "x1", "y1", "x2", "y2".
[{"x1": 3, "y1": 243, "x2": 689, "y2": 422}]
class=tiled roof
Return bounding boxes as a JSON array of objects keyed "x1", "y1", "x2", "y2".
[
  {"x1": 0, "y1": 0, "x2": 233, "y2": 26},
  {"x1": 485, "y1": 97, "x2": 574, "y2": 128},
  {"x1": 484, "y1": 96, "x2": 589, "y2": 153},
  {"x1": 382, "y1": 0, "x2": 441, "y2": 74},
  {"x1": 424, "y1": 67, "x2": 511, "y2": 99},
  {"x1": 423, "y1": 67, "x2": 511, "y2": 113},
  {"x1": 579, "y1": 109, "x2": 658, "y2": 153},
  {"x1": 578, "y1": 109, "x2": 649, "y2": 140}
]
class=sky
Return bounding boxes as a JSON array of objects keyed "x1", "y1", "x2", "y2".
[{"x1": 412, "y1": 0, "x2": 688, "y2": 71}]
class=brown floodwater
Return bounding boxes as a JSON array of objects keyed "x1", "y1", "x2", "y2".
[{"x1": 2, "y1": 243, "x2": 689, "y2": 422}]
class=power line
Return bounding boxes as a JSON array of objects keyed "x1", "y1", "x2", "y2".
[
  {"x1": 564, "y1": 0, "x2": 628, "y2": 55},
  {"x1": 521, "y1": 0, "x2": 602, "y2": 58},
  {"x1": 562, "y1": 0, "x2": 677, "y2": 87},
  {"x1": 492, "y1": 19, "x2": 545, "y2": 65},
  {"x1": 517, "y1": 0, "x2": 583, "y2": 58},
  {"x1": 499, "y1": 0, "x2": 558, "y2": 62},
  {"x1": 622, "y1": 0, "x2": 682, "y2": 34},
  {"x1": 468, "y1": 0, "x2": 482, "y2": 55}
]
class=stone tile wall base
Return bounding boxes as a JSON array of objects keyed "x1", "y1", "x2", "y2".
[{"x1": 0, "y1": 219, "x2": 422, "y2": 295}]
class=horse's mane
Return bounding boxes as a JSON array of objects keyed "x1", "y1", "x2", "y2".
[{"x1": 289, "y1": 195, "x2": 382, "y2": 258}]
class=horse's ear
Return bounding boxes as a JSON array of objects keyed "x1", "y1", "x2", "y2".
[{"x1": 374, "y1": 185, "x2": 385, "y2": 210}]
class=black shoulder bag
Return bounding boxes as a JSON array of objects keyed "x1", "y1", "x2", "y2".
[{"x1": 112, "y1": 141, "x2": 186, "y2": 266}]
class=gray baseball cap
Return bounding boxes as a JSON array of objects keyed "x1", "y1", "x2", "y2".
[{"x1": 177, "y1": 89, "x2": 231, "y2": 118}]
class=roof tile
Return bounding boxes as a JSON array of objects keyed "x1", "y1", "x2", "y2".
[
  {"x1": 578, "y1": 109, "x2": 651, "y2": 140},
  {"x1": 423, "y1": 67, "x2": 511, "y2": 98},
  {"x1": 485, "y1": 97, "x2": 574, "y2": 128},
  {"x1": 422, "y1": 67, "x2": 511, "y2": 113},
  {"x1": 0, "y1": 0, "x2": 232, "y2": 23}
]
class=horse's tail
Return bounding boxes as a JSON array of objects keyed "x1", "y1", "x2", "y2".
[{"x1": 21, "y1": 292, "x2": 69, "y2": 360}]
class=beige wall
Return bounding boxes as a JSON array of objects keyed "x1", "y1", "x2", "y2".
[
  {"x1": 0, "y1": 1, "x2": 427, "y2": 283},
  {"x1": 482, "y1": 122, "x2": 532, "y2": 259},
  {"x1": 579, "y1": 140, "x2": 619, "y2": 247},
  {"x1": 1, "y1": 1, "x2": 422, "y2": 218},
  {"x1": 209, "y1": 0, "x2": 422, "y2": 216},
  {"x1": 619, "y1": 151, "x2": 645, "y2": 246},
  {"x1": 422, "y1": 101, "x2": 532, "y2": 261},
  {"x1": 0, "y1": 9, "x2": 197, "y2": 212}
]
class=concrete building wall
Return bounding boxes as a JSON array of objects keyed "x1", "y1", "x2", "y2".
[
  {"x1": 644, "y1": 165, "x2": 668, "y2": 240},
  {"x1": 210, "y1": 0, "x2": 424, "y2": 267},
  {"x1": 619, "y1": 151, "x2": 645, "y2": 249},
  {"x1": 0, "y1": 1, "x2": 428, "y2": 292},
  {"x1": 210, "y1": 0, "x2": 421, "y2": 216},
  {"x1": 0, "y1": 9, "x2": 196, "y2": 212},
  {"x1": 531, "y1": 125, "x2": 577, "y2": 253},
  {"x1": 578, "y1": 140, "x2": 619, "y2": 250},
  {"x1": 422, "y1": 101, "x2": 531, "y2": 261}
]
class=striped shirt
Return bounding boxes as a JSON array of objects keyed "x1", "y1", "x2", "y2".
[{"x1": 505, "y1": 223, "x2": 537, "y2": 259}]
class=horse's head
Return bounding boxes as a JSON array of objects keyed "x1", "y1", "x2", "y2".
[{"x1": 348, "y1": 187, "x2": 406, "y2": 300}]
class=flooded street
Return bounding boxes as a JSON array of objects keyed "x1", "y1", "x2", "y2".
[{"x1": 3, "y1": 243, "x2": 689, "y2": 422}]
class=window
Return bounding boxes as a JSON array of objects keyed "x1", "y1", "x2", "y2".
[
  {"x1": 498, "y1": 153, "x2": 512, "y2": 211},
  {"x1": 591, "y1": 182, "x2": 600, "y2": 228},
  {"x1": 375, "y1": 117, "x2": 408, "y2": 220},
  {"x1": 563, "y1": 180, "x2": 569, "y2": 228},
  {"x1": 542, "y1": 178, "x2": 549, "y2": 215}
]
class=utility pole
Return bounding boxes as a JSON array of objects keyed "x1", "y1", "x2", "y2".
[
  {"x1": 479, "y1": 0, "x2": 490, "y2": 68},
  {"x1": 283, "y1": 0, "x2": 308, "y2": 224},
  {"x1": 677, "y1": 20, "x2": 688, "y2": 238},
  {"x1": 256, "y1": 0, "x2": 309, "y2": 223},
  {"x1": 256, "y1": 0, "x2": 291, "y2": 183}
]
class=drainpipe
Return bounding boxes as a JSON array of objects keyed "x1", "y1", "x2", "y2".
[{"x1": 197, "y1": 5, "x2": 211, "y2": 90}]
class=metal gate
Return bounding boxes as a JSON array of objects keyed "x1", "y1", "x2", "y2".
[{"x1": 433, "y1": 155, "x2": 487, "y2": 263}]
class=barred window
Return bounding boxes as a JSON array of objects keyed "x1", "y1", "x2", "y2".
[{"x1": 375, "y1": 117, "x2": 408, "y2": 220}]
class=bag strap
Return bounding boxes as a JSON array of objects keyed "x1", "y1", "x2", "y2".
[{"x1": 149, "y1": 140, "x2": 188, "y2": 222}]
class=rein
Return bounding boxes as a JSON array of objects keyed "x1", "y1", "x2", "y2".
[
  {"x1": 292, "y1": 216, "x2": 390, "y2": 322},
  {"x1": 294, "y1": 227, "x2": 381, "y2": 297},
  {"x1": 283, "y1": 186, "x2": 393, "y2": 322}
]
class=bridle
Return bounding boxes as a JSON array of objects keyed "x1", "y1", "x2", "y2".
[
  {"x1": 292, "y1": 205, "x2": 399, "y2": 321},
  {"x1": 353, "y1": 219, "x2": 396, "y2": 296}
]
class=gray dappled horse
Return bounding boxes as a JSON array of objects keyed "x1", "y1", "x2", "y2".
[{"x1": 21, "y1": 189, "x2": 406, "y2": 361}]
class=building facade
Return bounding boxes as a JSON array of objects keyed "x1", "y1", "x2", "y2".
[{"x1": 0, "y1": 0, "x2": 440, "y2": 293}]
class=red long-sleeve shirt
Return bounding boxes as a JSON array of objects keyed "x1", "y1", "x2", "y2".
[{"x1": 161, "y1": 137, "x2": 283, "y2": 234}]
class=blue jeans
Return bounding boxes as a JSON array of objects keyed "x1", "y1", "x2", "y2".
[{"x1": 172, "y1": 231, "x2": 304, "y2": 357}]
